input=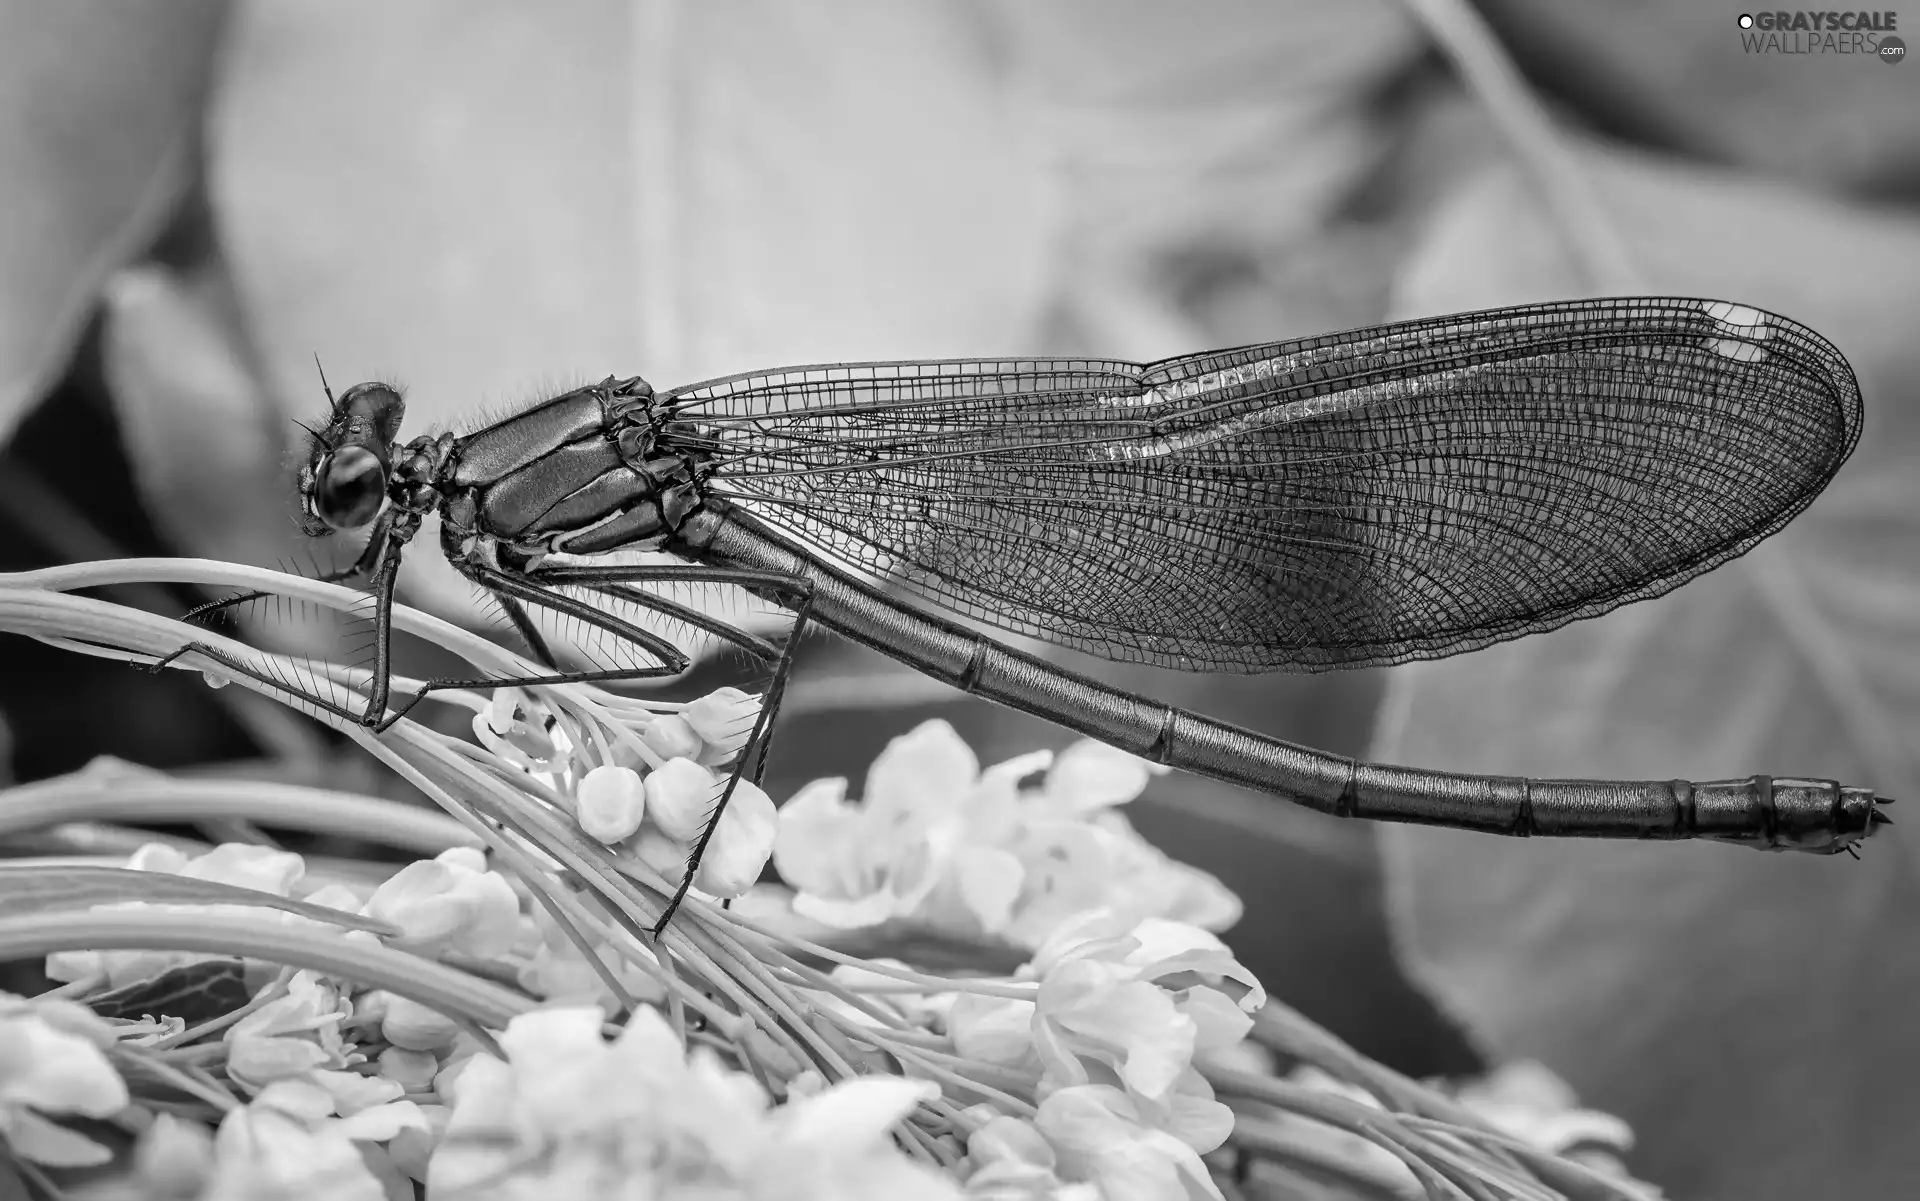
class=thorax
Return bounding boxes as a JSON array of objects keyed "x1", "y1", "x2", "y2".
[{"x1": 432, "y1": 377, "x2": 706, "y2": 565}]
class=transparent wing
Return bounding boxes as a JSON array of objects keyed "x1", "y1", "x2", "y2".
[{"x1": 664, "y1": 297, "x2": 1863, "y2": 672}]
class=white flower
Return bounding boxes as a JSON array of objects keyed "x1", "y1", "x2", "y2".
[
  {"x1": 639, "y1": 712, "x2": 703, "y2": 761},
  {"x1": 0, "y1": 992, "x2": 128, "y2": 1166},
  {"x1": 45, "y1": 842, "x2": 316, "y2": 987},
  {"x1": 630, "y1": 827, "x2": 691, "y2": 877},
  {"x1": 429, "y1": 1005, "x2": 962, "y2": 1200},
  {"x1": 1036, "y1": 1085, "x2": 1224, "y2": 1201},
  {"x1": 644, "y1": 756, "x2": 720, "y2": 840},
  {"x1": 178, "y1": 843, "x2": 308, "y2": 893},
  {"x1": 1033, "y1": 912, "x2": 1265, "y2": 1013},
  {"x1": 201, "y1": 1104, "x2": 387, "y2": 1201},
  {"x1": 386, "y1": 1102, "x2": 449, "y2": 1182},
  {"x1": 1454, "y1": 1060, "x2": 1637, "y2": 1158},
  {"x1": 225, "y1": 972, "x2": 354, "y2": 1089},
  {"x1": 210, "y1": 1077, "x2": 428, "y2": 1198},
  {"x1": 964, "y1": 1114, "x2": 1103, "y2": 1200},
  {"x1": 376, "y1": 1047, "x2": 439, "y2": 1091},
  {"x1": 948, "y1": 913, "x2": 1260, "y2": 1159},
  {"x1": 364, "y1": 848, "x2": 523, "y2": 959},
  {"x1": 984, "y1": 745, "x2": 1237, "y2": 946},
  {"x1": 772, "y1": 722, "x2": 974, "y2": 927},
  {"x1": 378, "y1": 993, "x2": 461, "y2": 1052},
  {"x1": 694, "y1": 779, "x2": 779, "y2": 898},
  {"x1": 772, "y1": 721, "x2": 1240, "y2": 950},
  {"x1": 128, "y1": 1112, "x2": 216, "y2": 1197},
  {"x1": 684, "y1": 687, "x2": 761, "y2": 761},
  {"x1": 575, "y1": 763, "x2": 648, "y2": 843},
  {"x1": 515, "y1": 900, "x2": 667, "y2": 1013}
]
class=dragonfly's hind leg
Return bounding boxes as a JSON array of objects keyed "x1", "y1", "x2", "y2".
[
  {"x1": 649, "y1": 574, "x2": 815, "y2": 936},
  {"x1": 502, "y1": 559, "x2": 819, "y2": 933},
  {"x1": 490, "y1": 590, "x2": 562, "y2": 672}
]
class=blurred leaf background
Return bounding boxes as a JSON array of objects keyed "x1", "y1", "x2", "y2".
[{"x1": 0, "y1": 3, "x2": 1914, "y2": 1198}]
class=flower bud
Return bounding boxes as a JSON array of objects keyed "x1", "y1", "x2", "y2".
[
  {"x1": 224, "y1": 1028, "x2": 331, "y2": 1087},
  {"x1": 354, "y1": 990, "x2": 391, "y2": 1024},
  {"x1": 126, "y1": 843, "x2": 192, "y2": 874},
  {"x1": 575, "y1": 764, "x2": 647, "y2": 843},
  {"x1": 377, "y1": 1046, "x2": 441, "y2": 1091},
  {"x1": 433, "y1": 1054, "x2": 480, "y2": 1104},
  {"x1": 365, "y1": 855, "x2": 522, "y2": 959},
  {"x1": 387, "y1": 1103, "x2": 448, "y2": 1182},
  {"x1": 684, "y1": 688, "x2": 759, "y2": 761},
  {"x1": 632, "y1": 829, "x2": 689, "y2": 878},
  {"x1": 133, "y1": 1114, "x2": 214, "y2": 1194},
  {"x1": 640, "y1": 713, "x2": 703, "y2": 762},
  {"x1": 693, "y1": 780, "x2": 777, "y2": 899},
  {"x1": 301, "y1": 883, "x2": 365, "y2": 914},
  {"x1": 381, "y1": 995, "x2": 461, "y2": 1052},
  {"x1": 182, "y1": 844, "x2": 306, "y2": 895},
  {"x1": 969, "y1": 1115, "x2": 1054, "y2": 1167},
  {"x1": 645, "y1": 757, "x2": 718, "y2": 840},
  {"x1": 438, "y1": 846, "x2": 488, "y2": 874}
]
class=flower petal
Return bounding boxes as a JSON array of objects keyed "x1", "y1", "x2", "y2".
[
  {"x1": 1175, "y1": 986, "x2": 1254, "y2": 1053},
  {"x1": 948, "y1": 994, "x2": 1037, "y2": 1067},
  {"x1": 1036, "y1": 1086, "x2": 1224, "y2": 1201},
  {"x1": 941, "y1": 845, "x2": 1024, "y2": 934},
  {"x1": 773, "y1": 1076, "x2": 936, "y2": 1155},
  {"x1": 7, "y1": 1108, "x2": 116, "y2": 1167},
  {"x1": 1043, "y1": 741, "x2": 1154, "y2": 813},
  {"x1": 695, "y1": 779, "x2": 778, "y2": 898},
  {"x1": 864, "y1": 719, "x2": 979, "y2": 823},
  {"x1": 791, "y1": 888, "x2": 909, "y2": 929},
  {"x1": 1038, "y1": 967, "x2": 1194, "y2": 1101},
  {"x1": 1126, "y1": 920, "x2": 1266, "y2": 1011},
  {"x1": 771, "y1": 777, "x2": 863, "y2": 894}
]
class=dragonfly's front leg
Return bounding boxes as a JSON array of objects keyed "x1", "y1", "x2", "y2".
[
  {"x1": 142, "y1": 549, "x2": 698, "y2": 733},
  {"x1": 361, "y1": 558, "x2": 699, "y2": 732},
  {"x1": 146, "y1": 539, "x2": 410, "y2": 727},
  {"x1": 145, "y1": 516, "x2": 409, "y2": 722},
  {"x1": 179, "y1": 510, "x2": 396, "y2": 627}
]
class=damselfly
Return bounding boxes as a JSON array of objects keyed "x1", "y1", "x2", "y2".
[{"x1": 160, "y1": 297, "x2": 1890, "y2": 929}]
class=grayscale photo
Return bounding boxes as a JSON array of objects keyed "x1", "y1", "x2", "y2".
[{"x1": 0, "y1": 3, "x2": 1911, "y2": 1199}]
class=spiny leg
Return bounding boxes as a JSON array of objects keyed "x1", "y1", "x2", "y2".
[
  {"x1": 363, "y1": 555, "x2": 826, "y2": 730},
  {"x1": 145, "y1": 526, "x2": 409, "y2": 725},
  {"x1": 526, "y1": 563, "x2": 813, "y2": 788},
  {"x1": 492, "y1": 589, "x2": 563, "y2": 671},
  {"x1": 363, "y1": 562, "x2": 702, "y2": 731},
  {"x1": 181, "y1": 511, "x2": 396, "y2": 626},
  {"x1": 648, "y1": 573, "x2": 814, "y2": 935},
  {"x1": 144, "y1": 640, "x2": 392, "y2": 729},
  {"x1": 157, "y1": 553, "x2": 818, "y2": 928},
  {"x1": 464, "y1": 560, "x2": 822, "y2": 931},
  {"x1": 146, "y1": 556, "x2": 696, "y2": 732}
]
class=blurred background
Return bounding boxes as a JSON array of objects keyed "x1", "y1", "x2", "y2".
[{"x1": 0, "y1": 3, "x2": 1915, "y2": 1198}]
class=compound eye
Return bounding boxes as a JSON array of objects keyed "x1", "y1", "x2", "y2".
[{"x1": 312, "y1": 445, "x2": 388, "y2": 530}]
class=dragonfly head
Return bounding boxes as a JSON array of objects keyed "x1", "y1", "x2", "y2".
[{"x1": 299, "y1": 381, "x2": 408, "y2": 534}]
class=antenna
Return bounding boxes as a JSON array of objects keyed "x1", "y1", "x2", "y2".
[{"x1": 314, "y1": 353, "x2": 337, "y2": 409}]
